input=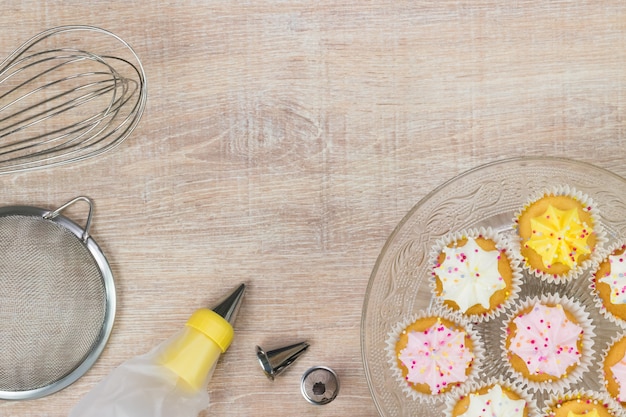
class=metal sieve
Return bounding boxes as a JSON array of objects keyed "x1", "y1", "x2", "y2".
[{"x1": 0, "y1": 196, "x2": 115, "y2": 400}]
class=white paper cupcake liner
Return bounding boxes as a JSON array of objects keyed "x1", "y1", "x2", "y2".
[
  {"x1": 590, "y1": 241, "x2": 626, "y2": 330},
  {"x1": 500, "y1": 294, "x2": 596, "y2": 394},
  {"x1": 542, "y1": 389, "x2": 625, "y2": 417},
  {"x1": 386, "y1": 308, "x2": 485, "y2": 404},
  {"x1": 443, "y1": 376, "x2": 537, "y2": 417},
  {"x1": 428, "y1": 227, "x2": 523, "y2": 323},
  {"x1": 512, "y1": 185, "x2": 607, "y2": 284},
  {"x1": 598, "y1": 331, "x2": 626, "y2": 406}
]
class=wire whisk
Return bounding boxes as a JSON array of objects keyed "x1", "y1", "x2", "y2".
[{"x1": 0, "y1": 25, "x2": 147, "y2": 174}]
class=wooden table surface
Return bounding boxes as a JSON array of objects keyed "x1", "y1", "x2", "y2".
[{"x1": 1, "y1": 1, "x2": 625, "y2": 416}]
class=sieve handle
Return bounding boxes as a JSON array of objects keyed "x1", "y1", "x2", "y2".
[{"x1": 43, "y1": 196, "x2": 94, "y2": 242}]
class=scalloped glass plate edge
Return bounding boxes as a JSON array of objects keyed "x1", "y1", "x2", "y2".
[{"x1": 361, "y1": 156, "x2": 626, "y2": 417}]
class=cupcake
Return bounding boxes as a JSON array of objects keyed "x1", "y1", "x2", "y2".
[
  {"x1": 386, "y1": 310, "x2": 483, "y2": 402},
  {"x1": 600, "y1": 333, "x2": 626, "y2": 406},
  {"x1": 430, "y1": 228, "x2": 522, "y2": 322},
  {"x1": 501, "y1": 294, "x2": 595, "y2": 393},
  {"x1": 543, "y1": 390, "x2": 622, "y2": 417},
  {"x1": 514, "y1": 185, "x2": 604, "y2": 283},
  {"x1": 444, "y1": 377, "x2": 535, "y2": 417},
  {"x1": 592, "y1": 242, "x2": 626, "y2": 327}
]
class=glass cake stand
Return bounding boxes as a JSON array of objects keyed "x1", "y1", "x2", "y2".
[{"x1": 361, "y1": 157, "x2": 626, "y2": 417}]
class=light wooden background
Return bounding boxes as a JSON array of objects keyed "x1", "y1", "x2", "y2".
[{"x1": 0, "y1": 1, "x2": 625, "y2": 416}]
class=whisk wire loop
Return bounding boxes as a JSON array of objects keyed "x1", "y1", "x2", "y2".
[{"x1": 0, "y1": 25, "x2": 146, "y2": 173}]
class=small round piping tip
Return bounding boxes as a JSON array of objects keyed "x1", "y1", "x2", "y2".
[
  {"x1": 256, "y1": 341, "x2": 309, "y2": 380},
  {"x1": 301, "y1": 366, "x2": 339, "y2": 405}
]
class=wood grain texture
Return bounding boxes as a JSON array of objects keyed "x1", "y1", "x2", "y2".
[{"x1": 0, "y1": 1, "x2": 625, "y2": 416}]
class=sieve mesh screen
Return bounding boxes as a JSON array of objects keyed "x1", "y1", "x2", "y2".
[{"x1": 0, "y1": 215, "x2": 106, "y2": 392}]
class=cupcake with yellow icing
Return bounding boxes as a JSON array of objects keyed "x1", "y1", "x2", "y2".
[
  {"x1": 513, "y1": 185, "x2": 605, "y2": 283},
  {"x1": 599, "y1": 332, "x2": 626, "y2": 407},
  {"x1": 501, "y1": 294, "x2": 595, "y2": 393},
  {"x1": 386, "y1": 309, "x2": 484, "y2": 403},
  {"x1": 591, "y1": 242, "x2": 626, "y2": 328},
  {"x1": 543, "y1": 390, "x2": 622, "y2": 417},
  {"x1": 444, "y1": 377, "x2": 536, "y2": 417},
  {"x1": 430, "y1": 228, "x2": 523, "y2": 322}
]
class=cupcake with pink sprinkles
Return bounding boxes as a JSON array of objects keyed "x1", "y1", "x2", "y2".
[
  {"x1": 501, "y1": 294, "x2": 595, "y2": 393},
  {"x1": 386, "y1": 310, "x2": 483, "y2": 403}
]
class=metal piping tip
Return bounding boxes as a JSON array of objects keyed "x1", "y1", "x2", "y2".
[
  {"x1": 256, "y1": 341, "x2": 310, "y2": 380},
  {"x1": 301, "y1": 366, "x2": 339, "y2": 405},
  {"x1": 211, "y1": 283, "x2": 246, "y2": 326}
]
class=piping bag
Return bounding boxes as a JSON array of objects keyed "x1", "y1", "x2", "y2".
[{"x1": 68, "y1": 283, "x2": 246, "y2": 417}]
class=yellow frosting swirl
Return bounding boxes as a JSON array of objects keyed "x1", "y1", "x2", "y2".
[{"x1": 525, "y1": 204, "x2": 591, "y2": 269}]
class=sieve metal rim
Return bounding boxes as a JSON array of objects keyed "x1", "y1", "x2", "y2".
[{"x1": 0, "y1": 196, "x2": 115, "y2": 400}]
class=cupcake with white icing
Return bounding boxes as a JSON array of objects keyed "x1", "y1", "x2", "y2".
[
  {"x1": 444, "y1": 376, "x2": 536, "y2": 417},
  {"x1": 430, "y1": 227, "x2": 522, "y2": 322},
  {"x1": 591, "y1": 241, "x2": 626, "y2": 329}
]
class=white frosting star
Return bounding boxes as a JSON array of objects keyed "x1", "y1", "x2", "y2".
[
  {"x1": 598, "y1": 253, "x2": 626, "y2": 304},
  {"x1": 436, "y1": 238, "x2": 505, "y2": 312},
  {"x1": 458, "y1": 384, "x2": 526, "y2": 417}
]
